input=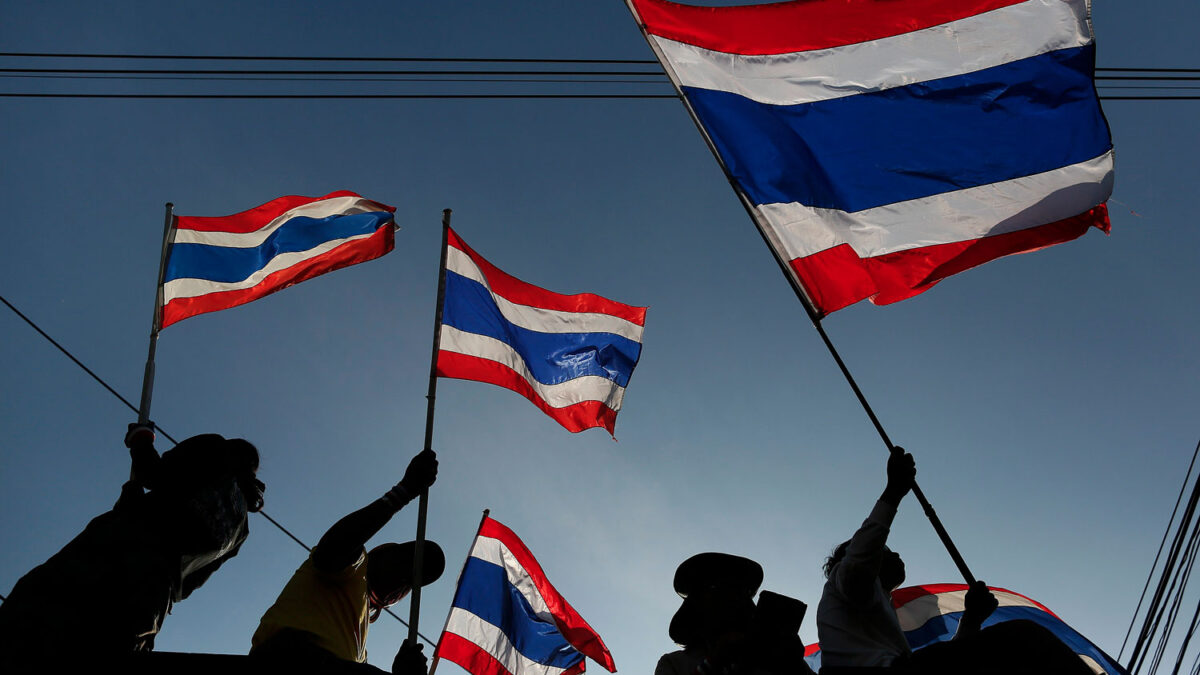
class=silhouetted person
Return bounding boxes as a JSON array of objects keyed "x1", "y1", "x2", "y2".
[
  {"x1": 816, "y1": 446, "x2": 1092, "y2": 674},
  {"x1": 0, "y1": 423, "x2": 263, "y2": 670},
  {"x1": 657, "y1": 553, "x2": 814, "y2": 675},
  {"x1": 250, "y1": 449, "x2": 444, "y2": 674}
]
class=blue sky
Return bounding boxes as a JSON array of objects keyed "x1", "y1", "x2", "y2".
[{"x1": 2, "y1": 1, "x2": 1198, "y2": 672}]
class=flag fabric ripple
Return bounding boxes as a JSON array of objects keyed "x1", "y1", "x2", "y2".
[
  {"x1": 803, "y1": 584, "x2": 1128, "y2": 674},
  {"x1": 628, "y1": 0, "x2": 1115, "y2": 316},
  {"x1": 436, "y1": 227, "x2": 646, "y2": 435},
  {"x1": 434, "y1": 516, "x2": 616, "y2": 675},
  {"x1": 160, "y1": 191, "x2": 396, "y2": 328}
]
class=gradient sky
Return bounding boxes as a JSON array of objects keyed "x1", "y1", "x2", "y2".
[{"x1": 2, "y1": 1, "x2": 1198, "y2": 672}]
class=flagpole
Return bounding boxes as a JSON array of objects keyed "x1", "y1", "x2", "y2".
[
  {"x1": 625, "y1": 2, "x2": 976, "y2": 585},
  {"x1": 410, "y1": 208, "x2": 453, "y2": 643},
  {"x1": 427, "y1": 508, "x2": 490, "y2": 675},
  {"x1": 136, "y1": 202, "x2": 176, "y2": 426}
]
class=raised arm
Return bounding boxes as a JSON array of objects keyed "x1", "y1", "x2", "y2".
[
  {"x1": 312, "y1": 449, "x2": 438, "y2": 573},
  {"x1": 832, "y1": 447, "x2": 915, "y2": 603},
  {"x1": 115, "y1": 422, "x2": 161, "y2": 509}
]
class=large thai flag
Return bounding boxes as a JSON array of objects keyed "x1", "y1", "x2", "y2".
[
  {"x1": 161, "y1": 191, "x2": 396, "y2": 328},
  {"x1": 628, "y1": 0, "x2": 1115, "y2": 317},
  {"x1": 436, "y1": 228, "x2": 646, "y2": 435},
  {"x1": 434, "y1": 516, "x2": 616, "y2": 675},
  {"x1": 803, "y1": 584, "x2": 1128, "y2": 674}
]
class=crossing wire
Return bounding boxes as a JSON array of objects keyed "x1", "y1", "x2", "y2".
[{"x1": 0, "y1": 293, "x2": 437, "y2": 647}]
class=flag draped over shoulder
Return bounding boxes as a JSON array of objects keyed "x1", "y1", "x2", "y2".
[
  {"x1": 803, "y1": 584, "x2": 1128, "y2": 674},
  {"x1": 892, "y1": 584, "x2": 1127, "y2": 675},
  {"x1": 435, "y1": 517, "x2": 616, "y2": 675},
  {"x1": 629, "y1": 0, "x2": 1115, "y2": 317},
  {"x1": 436, "y1": 228, "x2": 646, "y2": 435},
  {"x1": 161, "y1": 191, "x2": 396, "y2": 328}
]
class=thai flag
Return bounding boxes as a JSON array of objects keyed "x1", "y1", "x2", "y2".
[
  {"x1": 803, "y1": 584, "x2": 1128, "y2": 674},
  {"x1": 160, "y1": 191, "x2": 396, "y2": 328},
  {"x1": 629, "y1": 0, "x2": 1115, "y2": 316},
  {"x1": 436, "y1": 228, "x2": 646, "y2": 435},
  {"x1": 434, "y1": 516, "x2": 616, "y2": 675}
]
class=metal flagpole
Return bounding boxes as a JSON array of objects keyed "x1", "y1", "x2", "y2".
[
  {"x1": 410, "y1": 209, "x2": 453, "y2": 643},
  {"x1": 427, "y1": 508, "x2": 490, "y2": 675},
  {"x1": 624, "y1": 2, "x2": 976, "y2": 585},
  {"x1": 136, "y1": 202, "x2": 177, "y2": 425}
]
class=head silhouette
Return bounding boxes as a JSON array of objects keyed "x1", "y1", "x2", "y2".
[
  {"x1": 366, "y1": 541, "x2": 445, "y2": 620},
  {"x1": 823, "y1": 541, "x2": 906, "y2": 592}
]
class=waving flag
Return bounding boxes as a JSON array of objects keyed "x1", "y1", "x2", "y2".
[
  {"x1": 436, "y1": 228, "x2": 646, "y2": 435},
  {"x1": 804, "y1": 584, "x2": 1127, "y2": 674},
  {"x1": 628, "y1": 0, "x2": 1115, "y2": 316},
  {"x1": 435, "y1": 516, "x2": 616, "y2": 675},
  {"x1": 161, "y1": 191, "x2": 396, "y2": 328}
]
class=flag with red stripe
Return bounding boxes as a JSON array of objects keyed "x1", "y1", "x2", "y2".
[{"x1": 436, "y1": 228, "x2": 646, "y2": 435}]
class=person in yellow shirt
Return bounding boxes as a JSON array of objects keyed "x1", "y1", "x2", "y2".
[{"x1": 251, "y1": 449, "x2": 444, "y2": 674}]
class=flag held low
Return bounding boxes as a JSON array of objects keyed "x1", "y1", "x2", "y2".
[{"x1": 435, "y1": 516, "x2": 616, "y2": 675}]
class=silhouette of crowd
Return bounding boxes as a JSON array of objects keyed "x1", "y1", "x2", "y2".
[{"x1": 0, "y1": 426, "x2": 1098, "y2": 674}]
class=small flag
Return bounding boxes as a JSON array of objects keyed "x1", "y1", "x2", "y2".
[
  {"x1": 161, "y1": 191, "x2": 396, "y2": 328},
  {"x1": 436, "y1": 228, "x2": 646, "y2": 435},
  {"x1": 803, "y1": 584, "x2": 1127, "y2": 674},
  {"x1": 629, "y1": 0, "x2": 1115, "y2": 316},
  {"x1": 435, "y1": 516, "x2": 616, "y2": 675}
]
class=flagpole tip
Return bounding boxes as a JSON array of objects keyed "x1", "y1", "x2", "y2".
[{"x1": 165, "y1": 202, "x2": 174, "y2": 209}]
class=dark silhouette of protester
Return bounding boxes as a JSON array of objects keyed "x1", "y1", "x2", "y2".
[
  {"x1": 0, "y1": 423, "x2": 263, "y2": 670},
  {"x1": 250, "y1": 449, "x2": 445, "y2": 675},
  {"x1": 816, "y1": 446, "x2": 1092, "y2": 674},
  {"x1": 657, "y1": 553, "x2": 815, "y2": 675}
]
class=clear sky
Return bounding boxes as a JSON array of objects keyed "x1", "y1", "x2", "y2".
[{"x1": 1, "y1": 1, "x2": 1197, "y2": 672}]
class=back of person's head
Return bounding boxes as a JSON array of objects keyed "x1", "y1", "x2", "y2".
[
  {"x1": 823, "y1": 540, "x2": 851, "y2": 579},
  {"x1": 366, "y1": 541, "x2": 446, "y2": 609}
]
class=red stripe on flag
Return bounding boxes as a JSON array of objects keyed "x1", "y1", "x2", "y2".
[
  {"x1": 789, "y1": 204, "x2": 1110, "y2": 316},
  {"x1": 447, "y1": 228, "x2": 647, "y2": 327},
  {"x1": 631, "y1": 0, "x2": 1028, "y2": 56},
  {"x1": 436, "y1": 351, "x2": 618, "y2": 435},
  {"x1": 174, "y1": 190, "x2": 394, "y2": 233},
  {"x1": 478, "y1": 517, "x2": 617, "y2": 673},
  {"x1": 160, "y1": 225, "x2": 394, "y2": 328},
  {"x1": 435, "y1": 632, "x2": 518, "y2": 675}
]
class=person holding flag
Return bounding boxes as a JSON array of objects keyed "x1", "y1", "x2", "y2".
[
  {"x1": 0, "y1": 423, "x2": 264, "y2": 669},
  {"x1": 250, "y1": 449, "x2": 445, "y2": 674},
  {"x1": 817, "y1": 447, "x2": 1092, "y2": 674}
]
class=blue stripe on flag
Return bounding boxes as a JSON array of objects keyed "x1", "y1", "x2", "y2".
[
  {"x1": 164, "y1": 211, "x2": 393, "y2": 283},
  {"x1": 452, "y1": 557, "x2": 586, "y2": 670},
  {"x1": 905, "y1": 605, "x2": 1125, "y2": 673},
  {"x1": 686, "y1": 45, "x2": 1110, "y2": 213},
  {"x1": 441, "y1": 271, "x2": 642, "y2": 388}
]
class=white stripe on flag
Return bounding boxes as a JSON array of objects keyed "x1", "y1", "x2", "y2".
[
  {"x1": 446, "y1": 247, "x2": 645, "y2": 341},
  {"x1": 469, "y1": 535, "x2": 554, "y2": 624},
  {"x1": 443, "y1": 607, "x2": 575, "y2": 675},
  {"x1": 757, "y1": 150, "x2": 1114, "y2": 259},
  {"x1": 440, "y1": 326, "x2": 627, "y2": 410},
  {"x1": 162, "y1": 231, "x2": 376, "y2": 301},
  {"x1": 652, "y1": 0, "x2": 1091, "y2": 106},
  {"x1": 172, "y1": 195, "x2": 390, "y2": 248}
]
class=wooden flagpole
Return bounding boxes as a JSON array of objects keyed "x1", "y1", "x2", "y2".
[
  {"x1": 427, "y1": 508, "x2": 491, "y2": 675},
  {"x1": 410, "y1": 209, "x2": 453, "y2": 643},
  {"x1": 136, "y1": 202, "x2": 177, "y2": 426},
  {"x1": 625, "y1": 1, "x2": 976, "y2": 585}
]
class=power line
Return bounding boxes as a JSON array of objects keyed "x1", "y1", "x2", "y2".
[
  {"x1": 0, "y1": 293, "x2": 437, "y2": 647},
  {"x1": 2, "y1": 52, "x2": 1199, "y2": 73},
  {"x1": 2, "y1": 92, "x2": 1193, "y2": 101}
]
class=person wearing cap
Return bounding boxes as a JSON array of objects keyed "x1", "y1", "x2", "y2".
[
  {"x1": 0, "y1": 423, "x2": 264, "y2": 668},
  {"x1": 658, "y1": 553, "x2": 813, "y2": 675},
  {"x1": 250, "y1": 449, "x2": 444, "y2": 674}
]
